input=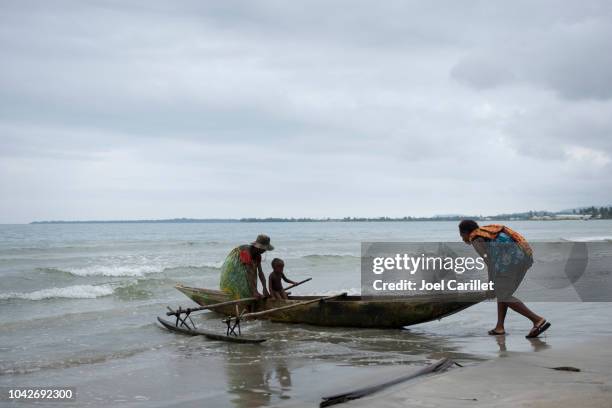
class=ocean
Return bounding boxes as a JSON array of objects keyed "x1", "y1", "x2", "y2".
[{"x1": 1, "y1": 221, "x2": 612, "y2": 407}]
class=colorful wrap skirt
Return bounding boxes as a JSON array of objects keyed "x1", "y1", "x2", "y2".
[
  {"x1": 219, "y1": 247, "x2": 252, "y2": 299},
  {"x1": 488, "y1": 232, "x2": 533, "y2": 301}
]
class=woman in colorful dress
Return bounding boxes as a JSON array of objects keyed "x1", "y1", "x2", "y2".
[
  {"x1": 219, "y1": 234, "x2": 274, "y2": 299},
  {"x1": 459, "y1": 220, "x2": 551, "y2": 338}
]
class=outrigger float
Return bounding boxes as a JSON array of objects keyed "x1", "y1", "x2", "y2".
[{"x1": 157, "y1": 278, "x2": 488, "y2": 343}]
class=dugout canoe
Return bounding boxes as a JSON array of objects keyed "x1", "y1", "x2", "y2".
[{"x1": 175, "y1": 284, "x2": 489, "y2": 328}]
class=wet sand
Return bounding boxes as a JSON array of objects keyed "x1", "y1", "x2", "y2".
[
  {"x1": 344, "y1": 336, "x2": 612, "y2": 408},
  {"x1": 3, "y1": 223, "x2": 612, "y2": 407}
]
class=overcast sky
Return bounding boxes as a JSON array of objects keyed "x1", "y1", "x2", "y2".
[{"x1": 1, "y1": 1, "x2": 611, "y2": 223}]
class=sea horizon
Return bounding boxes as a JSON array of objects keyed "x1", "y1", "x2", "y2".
[{"x1": 24, "y1": 205, "x2": 612, "y2": 225}]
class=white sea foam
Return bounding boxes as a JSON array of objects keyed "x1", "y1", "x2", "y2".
[
  {"x1": 63, "y1": 262, "x2": 223, "y2": 277},
  {"x1": 276, "y1": 251, "x2": 359, "y2": 259},
  {"x1": 301, "y1": 253, "x2": 359, "y2": 259},
  {"x1": 64, "y1": 265, "x2": 162, "y2": 277},
  {"x1": 564, "y1": 236, "x2": 612, "y2": 242},
  {"x1": 316, "y1": 287, "x2": 361, "y2": 296},
  {"x1": 200, "y1": 261, "x2": 224, "y2": 269},
  {"x1": 0, "y1": 284, "x2": 114, "y2": 301}
]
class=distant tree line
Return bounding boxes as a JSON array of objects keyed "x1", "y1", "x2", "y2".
[
  {"x1": 31, "y1": 206, "x2": 612, "y2": 224},
  {"x1": 575, "y1": 206, "x2": 612, "y2": 219},
  {"x1": 240, "y1": 217, "x2": 325, "y2": 222},
  {"x1": 242, "y1": 213, "x2": 549, "y2": 222}
]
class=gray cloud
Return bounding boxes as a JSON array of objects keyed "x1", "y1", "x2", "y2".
[
  {"x1": 449, "y1": 6, "x2": 612, "y2": 100},
  {"x1": 451, "y1": 56, "x2": 516, "y2": 90},
  {"x1": 1, "y1": 0, "x2": 611, "y2": 222}
]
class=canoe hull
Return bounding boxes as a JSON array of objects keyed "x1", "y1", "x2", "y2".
[{"x1": 175, "y1": 284, "x2": 488, "y2": 329}]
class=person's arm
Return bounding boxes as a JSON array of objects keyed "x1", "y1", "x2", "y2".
[
  {"x1": 257, "y1": 263, "x2": 269, "y2": 297},
  {"x1": 281, "y1": 272, "x2": 297, "y2": 285},
  {"x1": 268, "y1": 274, "x2": 275, "y2": 294}
]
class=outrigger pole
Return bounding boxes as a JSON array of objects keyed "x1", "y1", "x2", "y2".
[
  {"x1": 225, "y1": 293, "x2": 347, "y2": 323},
  {"x1": 223, "y1": 292, "x2": 347, "y2": 336}
]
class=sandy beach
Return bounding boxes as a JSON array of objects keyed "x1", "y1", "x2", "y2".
[
  {"x1": 343, "y1": 336, "x2": 612, "y2": 408},
  {"x1": 2, "y1": 222, "x2": 612, "y2": 407}
]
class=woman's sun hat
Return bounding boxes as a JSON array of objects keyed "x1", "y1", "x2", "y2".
[{"x1": 252, "y1": 234, "x2": 274, "y2": 251}]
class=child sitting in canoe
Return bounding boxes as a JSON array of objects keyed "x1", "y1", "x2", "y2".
[{"x1": 268, "y1": 258, "x2": 297, "y2": 300}]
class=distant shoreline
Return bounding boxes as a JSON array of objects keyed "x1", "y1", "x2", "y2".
[{"x1": 29, "y1": 215, "x2": 609, "y2": 225}]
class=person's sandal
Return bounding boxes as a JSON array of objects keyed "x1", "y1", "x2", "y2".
[
  {"x1": 526, "y1": 321, "x2": 551, "y2": 338},
  {"x1": 488, "y1": 329, "x2": 506, "y2": 335}
]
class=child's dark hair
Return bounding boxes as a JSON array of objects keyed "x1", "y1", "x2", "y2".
[
  {"x1": 458, "y1": 219, "x2": 479, "y2": 234},
  {"x1": 271, "y1": 258, "x2": 284, "y2": 267}
]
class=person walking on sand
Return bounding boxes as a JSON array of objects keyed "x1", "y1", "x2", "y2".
[
  {"x1": 219, "y1": 234, "x2": 274, "y2": 299},
  {"x1": 459, "y1": 220, "x2": 551, "y2": 338}
]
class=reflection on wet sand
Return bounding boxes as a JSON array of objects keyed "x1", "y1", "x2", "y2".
[
  {"x1": 527, "y1": 337, "x2": 550, "y2": 352},
  {"x1": 224, "y1": 345, "x2": 292, "y2": 408},
  {"x1": 219, "y1": 322, "x2": 486, "y2": 407},
  {"x1": 494, "y1": 334, "x2": 507, "y2": 353},
  {"x1": 491, "y1": 334, "x2": 550, "y2": 354}
]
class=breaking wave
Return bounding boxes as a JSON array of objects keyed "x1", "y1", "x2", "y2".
[
  {"x1": 564, "y1": 236, "x2": 612, "y2": 242},
  {"x1": 317, "y1": 287, "x2": 361, "y2": 296},
  {"x1": 38, "y1": 263, "x2": 222, "y2": 278},
  {"x1": 0, "y1": 284, "x2": 115, "y2": 301},
  {"x1": 301, "y1": 254, "x2": 358, "y2": 259},
  {"x1": 62, "y1": 265, "x2": 163, "y2": 277}
]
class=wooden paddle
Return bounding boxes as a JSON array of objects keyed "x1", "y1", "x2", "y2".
[{"x1": 166, "y1": 278, "x2": 312, "y2": 316}]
